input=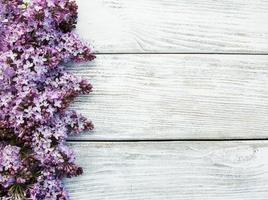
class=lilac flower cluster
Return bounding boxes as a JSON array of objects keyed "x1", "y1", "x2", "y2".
[{"x1": 0, "y1": 0, "x2": 95, "y2": 199}]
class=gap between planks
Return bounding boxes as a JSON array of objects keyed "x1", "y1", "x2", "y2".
[
  {"x1": 67, "y1": 138, "x2": 268, "y2": 143},
  {"x1": 94, "y1": 52, "x2": 268, "y2": 55}
]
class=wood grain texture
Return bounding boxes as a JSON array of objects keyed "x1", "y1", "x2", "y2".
[
  {"x1": 64, "y1": 141, "x2": 268, "y2": 200},
  {"x1": 75, "y1": 0, "x2": 268, "y2": 53},
  {"x1": 67, "y1": 54, "x2": 268, "y2": 140}
]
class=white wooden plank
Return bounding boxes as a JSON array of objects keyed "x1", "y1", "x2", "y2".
[
  {"x1": 64, "y1": 141, "x2": 268, "y2": 200},
  {"x1": 75, "y1": 0, "x2": 268, "y2": 53},
  {"x1": 67, "y1": 54, "x2": 268, "y2": 140}
]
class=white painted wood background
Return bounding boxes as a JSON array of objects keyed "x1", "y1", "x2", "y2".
[
  {"x1": 65, "y1": 0, "x2": 268, "y2": 199},
  {"x1": 65, "y1": 142, "x2": 268, "y2": 200}
]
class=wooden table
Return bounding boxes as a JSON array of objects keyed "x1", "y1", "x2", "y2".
[{"x1": 64, "y1": 0, "x2": 268, "y2": 199}]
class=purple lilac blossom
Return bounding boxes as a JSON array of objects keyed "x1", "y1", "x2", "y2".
[{"x1": 0, "y1": 0, "x2": 95, "y2": 199}]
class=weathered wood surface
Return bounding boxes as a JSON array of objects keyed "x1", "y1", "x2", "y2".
[
  {"x1": 65, "y1": 141, "x2": 268, "y2": 200},
  {"x1": 75, "y1": 0, "x2": 268, "y2": 53},
  {"x1": 65, "y1": 1, "x2": 268, "y2": 199},
  {"x1": 67, "y1": 54, "x2": 268, "y2": 140}
]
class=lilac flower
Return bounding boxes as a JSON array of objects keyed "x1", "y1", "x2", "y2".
[
  {"x1": 0, "y1": 143, "x2": 22, "y2": 189},
  {"x1": 0, "y1": 0, "x2": 95, "y2": 199}
]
